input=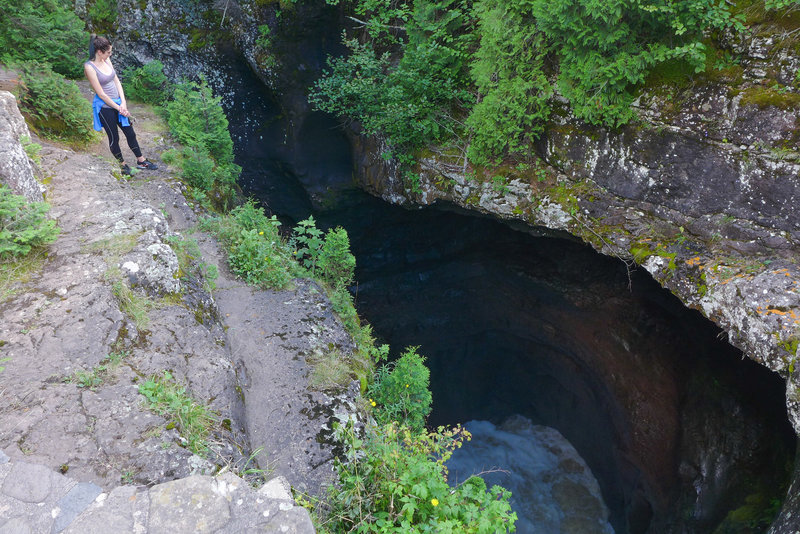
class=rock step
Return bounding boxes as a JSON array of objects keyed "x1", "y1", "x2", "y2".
[{"x1": 0, "y1": 450, "x2": 315, "y2": 533}]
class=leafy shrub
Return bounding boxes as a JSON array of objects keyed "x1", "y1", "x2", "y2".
[
  {"x1": 123, "y1": 60, "x2": 169, "y2": 104},
  {"x1": 201, "y1": 200, "x2": 297, "y2": 289},
  {"x1": 16, "y1": 62, "x2": 95, "y2": 147},
  {"x1": 0, "y1": 185, "x2": 59, "y2": 259},
  {"x1": 291, "y1": 216, "x2": 325, "y2": 273},
  {"x1": 321, "y1": 421, "x2": 517, "y2": 533},
  {"x1": 318, "y1": 227, "x2": 356, "y2": 287},
  {"x1": 310, "y1": 0, "x2": 474, "y2": 169},
  {"x1": 229, "y1": 228, "x2": 293, "y2": 288},
  {"x1": 0, "y1": 0, "x2": 86, "y2": 78},
  {"x1": 369, "y1": 347, "x2": 433, "y2": 433}
]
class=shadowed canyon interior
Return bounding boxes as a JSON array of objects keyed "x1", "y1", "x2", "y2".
[{"x1": 216, "y1": 52, "x2": 796, "y2": 534}]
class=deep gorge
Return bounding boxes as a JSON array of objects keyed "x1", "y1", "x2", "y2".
[{"x1": 212, "y1": 52, "x2": 797, "y2": 533}]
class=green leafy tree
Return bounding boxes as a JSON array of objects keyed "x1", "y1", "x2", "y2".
[
  {"x1": 466, "y1": 0, "x2": 551, "y2": 165},
  {"x1": 529, "y1": 0, "x2": 744, "y2": 126},
  {"x1": 163, "y1": 78, "x2": 240, "y2": 209},
  {"x1": 313, "y1": 0, "x2": 747, "y2": 166},
  {"x1": 0, "y1": 0, "x2": 86, "y2": 78},
  {"x1": 310, "y1": 0, "x2": 474, "y2": 174},
  {"x1": 87, "y1": 0, "x2": 118, "y2": 34}
]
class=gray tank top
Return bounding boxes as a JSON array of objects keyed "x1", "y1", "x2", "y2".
[{"x1": 85, "y1": 60, "x2": 119, "y2": 101}]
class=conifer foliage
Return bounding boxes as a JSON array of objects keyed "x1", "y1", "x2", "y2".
[{"x1": 312, "y1": 0, "x2": 749, "y2": 167}]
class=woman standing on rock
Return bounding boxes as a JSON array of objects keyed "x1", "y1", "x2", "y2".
[{"x1": 84, "y1": 35, "x2": 158, "y2": 176}]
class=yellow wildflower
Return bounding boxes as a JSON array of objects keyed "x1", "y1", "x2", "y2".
[
  {"x1": 259, "y1": 231, "x2": 264, "y2": 235},
  {"x1": 431, "y1": 498, "x2": 439, "y2": 507},
  {"x1": 369, "y1": 398, "x2": 376, "y2": 407},
  {"x1": 405, "y1": 384, "x2": 409, "y2": 388}
]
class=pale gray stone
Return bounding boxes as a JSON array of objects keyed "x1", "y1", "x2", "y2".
[
  {"x1": 0, "y1": 517, "x2": 33, "y2": 534},
  {"x1": 1, "y1": 463, "x2": 53, "y2": 503},
  {"x1": 147, "y1": 475, "x2": 231, "y2": 533}
]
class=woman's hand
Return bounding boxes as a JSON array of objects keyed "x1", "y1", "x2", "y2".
[{"x1": 119, "y1": 103, "x2": 130, "y2": 117}]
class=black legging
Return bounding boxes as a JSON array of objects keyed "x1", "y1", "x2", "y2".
[{"x1": 98, "y1": 106, "x2": 142, "y2": 163}]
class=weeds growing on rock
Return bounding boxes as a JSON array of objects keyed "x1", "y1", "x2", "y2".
[
  {"x1": 112, "y1": 279, "x2": 152, "y2": 331},
  {"x1": 0, "y1": 248, "x2": 47, "y2": 303},
  {"x1": 138, "y1": 371, "x2": 217, "y2": 456},
  {"x1": 66, "y1": 350, "x2": 130, "y2": 390},
  {"x1": 166, "y1": 234, "x2": 218, "y2": 292}
]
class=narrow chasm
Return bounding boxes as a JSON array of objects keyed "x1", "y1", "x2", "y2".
[{"x1": 216, "y1": 53, "x2": 796, "y2": 534}]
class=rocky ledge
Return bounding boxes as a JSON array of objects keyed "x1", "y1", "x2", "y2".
[{"x1": 0, "y1": 87, "x2": 358, "y2": 531}]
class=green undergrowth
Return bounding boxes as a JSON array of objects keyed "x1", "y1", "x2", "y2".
[
  {"x1": 14, "y1": 61, "x2": 97, "y2": 148},
  {"x1": 139, "y1": 370, "x2": 217, "y2": 455},
  {"x1": 0, "y1": 185, "x2": 59, "y2": 303},
  {"x1": 202, "y1": 199, "x2": 515, "y2": 531}
]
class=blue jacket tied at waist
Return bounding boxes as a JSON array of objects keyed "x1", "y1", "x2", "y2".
[{"x1": 92, "y1": 94, "x2": 130, "y2": 131}]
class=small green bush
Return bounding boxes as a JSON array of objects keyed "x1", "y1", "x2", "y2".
[
  {"x1": 229, "y1": 228, "x2": 293, "y2": 288},
  {"x1": 321, "y1": 421, "x2": 517, "y2": 533},
  {"x1": 201, "y1": 200, "x2": 297, "y2": 289},
  {"x1": 0, "y1": 0, "x2": 85, "y2": 78},
  {"x1": 0, "y1": 185, "x2": 59, "y2": 259},
  {"x1": 318, "y1": 227, "x2": 356, "y2": 288},
  {"x1": 123, "y1": 61, "x2": 169, "y2": 105},
  {"x1": 291, "y1": 216, "x2": 325, "y2": 273},
  {"x1": 369, "y1": 347, "x2": 433, "y2": 433},
  {"x1": 16, "y1": 61, "x2": 95, "y2": 147}
]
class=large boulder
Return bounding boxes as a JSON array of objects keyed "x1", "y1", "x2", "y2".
[{"x1": 0, "y1": 90, "x2": 43, "y2": 202}]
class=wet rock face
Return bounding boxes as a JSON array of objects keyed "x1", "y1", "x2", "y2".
[{"x1": 0, "y1": 91, "x2": 43, "y2": 202}]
